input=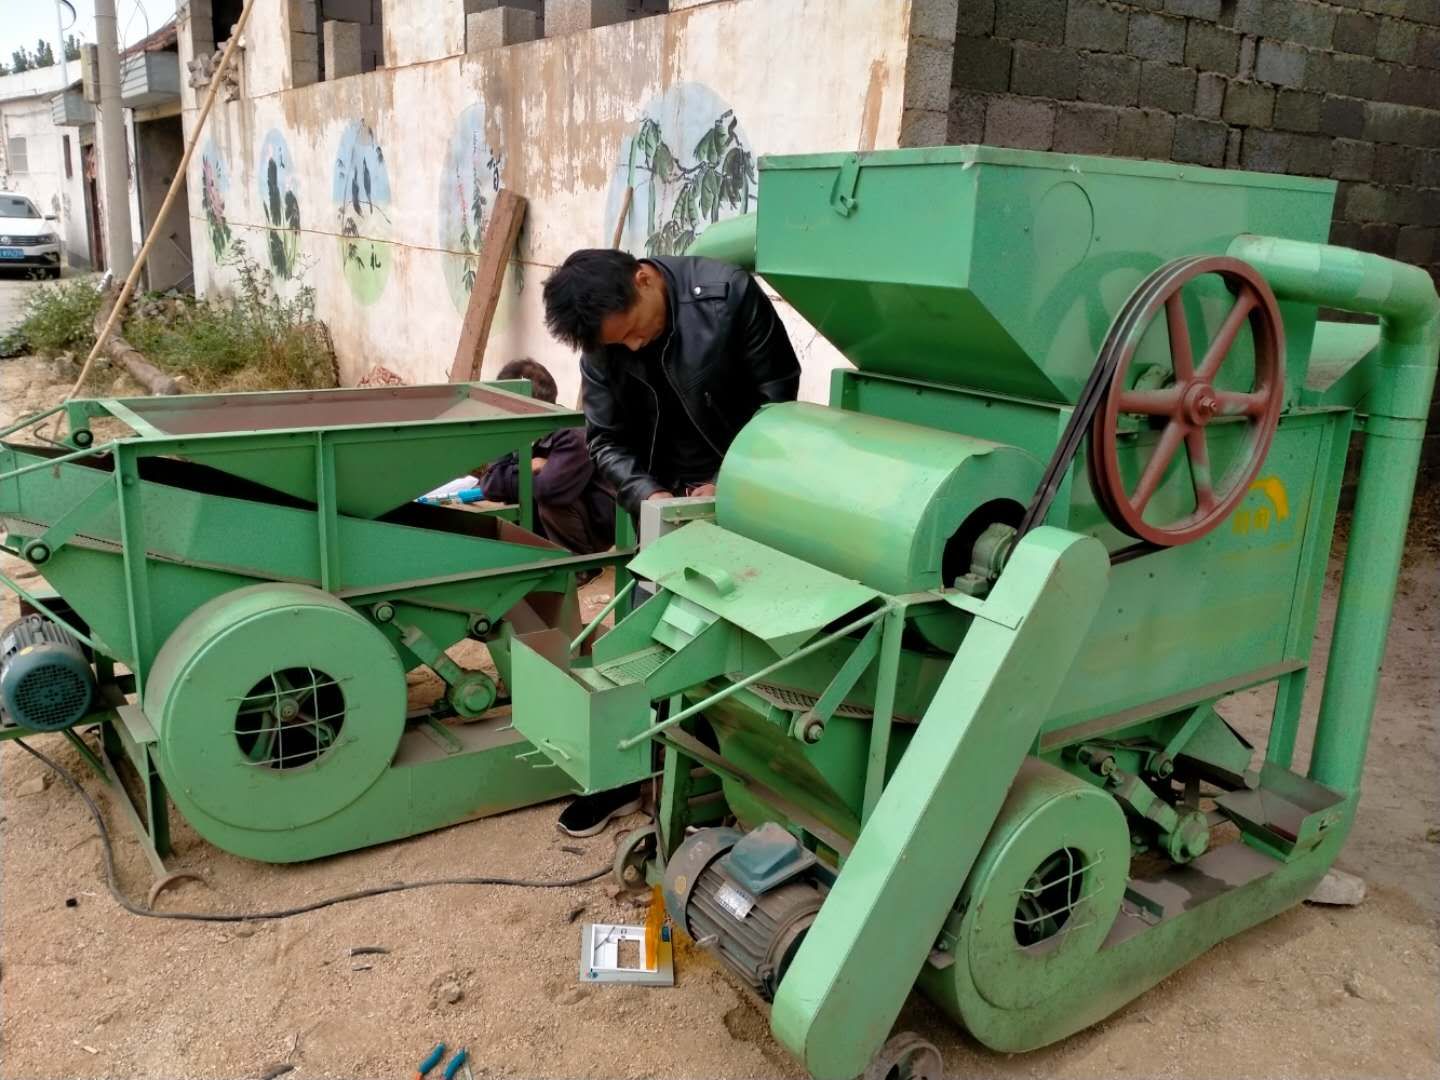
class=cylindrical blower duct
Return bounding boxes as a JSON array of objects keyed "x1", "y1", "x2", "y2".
[{"x1": 716, "y1": 403, "x2": 1042, "y2": 597}]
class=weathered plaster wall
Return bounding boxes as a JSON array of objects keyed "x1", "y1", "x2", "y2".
[{"x1": 179, "y1": 0, "x2": 914, "y2": 405}]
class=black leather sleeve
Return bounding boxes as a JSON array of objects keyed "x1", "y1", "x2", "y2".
[
  {"x1": 735, "y1": 269, "x2": 801, "y2": 404},
  {"x1": 581, "y1": 353, "x2": 666, "y2": 514}
]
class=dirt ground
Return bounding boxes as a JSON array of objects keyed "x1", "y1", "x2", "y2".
[{"x1": 1, "y1": 347, "x2": 1437, "y2": 1080}]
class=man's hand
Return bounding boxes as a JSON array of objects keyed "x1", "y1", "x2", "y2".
[
  {"x1": 646, "y1": 489, "x2": 675, "y2": 501},
  {"x1": 687, "y1": 482, "x2": 717, "y2": 498},
  {"x1": 530, "y1": 456, "x2": 547, "y2": 473}
]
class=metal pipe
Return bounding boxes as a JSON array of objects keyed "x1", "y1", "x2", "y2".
[
  {"x1": 0, "y1": 570, "x2": 105, "y2": 653},
  {"x1": 1229, "y1": 235, "x2": 1438, "y2": 795},
  {"x1": 0, "y1": 404, "x2": 67, "y2": 442},
  {"x1": 616, "y1": 604, "x2": 890, "y2": 751},
  {"x1": 571, "y1": 578, "x2": 636, "y2": 654},
  {"x1": 687, "y1": 213, "x2": 757, "y2": 269}
]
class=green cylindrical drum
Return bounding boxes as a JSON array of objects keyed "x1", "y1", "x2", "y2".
[{"x1": 716, "y1": 402, "x2": 1041, "y2": 597}]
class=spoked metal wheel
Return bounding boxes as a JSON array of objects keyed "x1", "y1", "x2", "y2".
[
  {"x1": 234, "y1": 666, "x2": 346, "y2": 770},
  {"x1": 862, "y1": 1032, "x2": 944, "y2": 1080}
]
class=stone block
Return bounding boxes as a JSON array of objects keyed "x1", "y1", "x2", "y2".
[
  {"x1": 1010, "y1": 42, "x2": 1080, "y2": 99},
  {"x1": 1365, "y1": 100, "x2": 1439, "y2": 144},
  {"x1": 1376, "y1": 16, "x2": 1419, "y2": 62},
  {"x1": 1078, "y1": 51, "x2": 1141, "y2": 104},
  {"x1": 1329, "y1": 220, "x2": 1365, "y2": 250},
  {"x1": 1321, "y1": 94, "x2": 1367, "y2": 138},
  {"x1": 1066, "y1": 0, "x2": 1128, "y2": 52},
  {"x1": 1288, "y1": 0, "x2": 1336, "y2": 48},
  {"x1": 1414, "y1": 0, "x2": 1440, "y2": 28},
  {"x1": 984, "y1": 96, "x2": 1056, "y2": 149},
  {"x1": 906, "y1": 37, "x2": 956, "y2": 111},
  {"x1": 1222, "y1": 80, "x2": 1275, "y2": 127},
  {"x1": 1397, "y1": 225, "x2": 1438, "y2": 265},
  {"x1": 1256, "y1": 40, "x2": 1307, "y2": 87},
  {"x1": 956, "y1": 0, "x2": 995, "y2": 34},
  {"x1": 1418, "y1": 148, "x2": 1440, "y2": 186},
  {"x1": 1165, "y1": 0, "x2": 1220, "y2": 18},
  {"x1": 291, "y1": 56, "x2": 319, "y2": 87},
  {"x1": 321, "y1": 0, "x2": 371, "y2": 23},
  {"x1": 948, "y1": 90, "x2": 988, "y2": 142},
  {"x1": 1128, "y1": 12, "x2": 1185, "y2": 63},
  {"x1": 1195, "y1": 72, "x2": 1226, "y2": 117},
  {"x1": 1419, "y1": 26, "x2": 1440, "y2": 68},
  {"x1": 1331, "y1": 138, "x2": 1377, "y2": 180},
  {"x1": 468, "y1": 7, "x2": 540, "y2": 49},
  {"x1": 1333, "y1": 11, "x2": 1380, "y2": 55},
  {"x1": 1307, "y1": 867, "x2": 1368, "y2": 906},
  {"x1": 1140, "y1": 61, "x2": 1196, "y2": 112},
  {"x1": 900, "y1": 108, "x2": 948, "y2": 148},
  {"x1": 323, "y1": 19, "x2": 363, "y2": 79},
  {"x1": 1238, "y1": 34, "x2": 1258, "y2": 79},
  {"x1": 545, "y1": 0, "x2": 627, "y2": 35},
  {"x1": 1172, "y1": 115, "x2": 1227, "y2": 165},
  {"x1": 290, "y1": 0, "x2": 318, "y2": 34},
  {"x1": 1274, "y1": 89, "x2": 1322, "y2": 131},
  {"x1": 290, "y1": 29, "x2": 319, "y2": 67},
  {"x1": 1241, "y1": 129, "x2": 1292, "y2": 172},
  {"x1": 911, "y1": 0, "x2": 960, "y2": 39},
  {"x1": 1356, "y1": 223, "x2": 1401, "y2": 257},
  {"x1": 1373, "y1": 142, "x2": 1419, "y2": 183},
  {"x1": 995, "y1": 0, "x2": 1066, "y2": 43},
  {"x1": 1225, "y1": 126, "x2": 1243, "y2": 167},
  {"x1": 1053, "y1": 102, "x2": 1121, "y2": 153},
  {"x1": 1341, "y1": 182, "x2": 1391, "y2": 222},
  {"x1": 467, "y1": 0, "x2": 544, "y2": 12},
  {"x1": 1234, "y1": 0, "x2": 1294, "y2": 38},
  {"x1": 1385, "y1": 63, "x2": 1437, "y2": 107},
  {"x1": 1115, "y1": 107, "x2": 1175, "y2": 158},
  {"x1": 1398, "y1": 186, "x2": 1440, "y2": 224},
  {"x1": 952, "y1": 35, "x2": 1013, "y2": 93},
  {"x1": 1288, "y1": 132, "x2": 1334, "y2": 175},
  {"x1": 1328, "y1": 52, "x2": 1386, "y2": 98},
  {"x1": 1185, "y1": 22, "x2": 1241, "y2": 75}
]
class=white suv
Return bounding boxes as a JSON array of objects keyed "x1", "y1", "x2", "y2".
[{"x1": 0, "y1": 192, "x2": 62, "y2": 278}]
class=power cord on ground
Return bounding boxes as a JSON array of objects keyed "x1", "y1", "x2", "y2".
[{"x1": 12, "y1": 739, "x2": 610, "y2": 924}]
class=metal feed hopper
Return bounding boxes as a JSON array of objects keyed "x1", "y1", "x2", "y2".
[
  {"x1": 511, "y1": 147, "x2": 1438, "y2": 1079},
  {"x1": 0, "y1": 381, "x2": 619, "y2": 867}
]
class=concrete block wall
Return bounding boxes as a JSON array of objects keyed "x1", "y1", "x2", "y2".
[{"x1": 930, "y1": 0, "x2": 1440, "y2": 481}]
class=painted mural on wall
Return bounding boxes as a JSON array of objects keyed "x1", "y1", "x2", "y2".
[
  {"x1": 332, "y1": 120, "x2": 392, "y2": 305},
  {"x1": 605, "y1": 83, "x2": 757, "y2": 257},
  {"x1": 438, "y1": 104, "x2": 503, "y2": 313},
  {"x1": 258, "y1": 129, "x2": 303, "y2": 281},
  {"x1": 200, "y1": 139, "x2": 232, "y2": 260}
]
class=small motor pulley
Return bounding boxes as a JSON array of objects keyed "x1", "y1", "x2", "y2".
[
  {"x1": 0, "y1": 614, "x2": 96, "y2": 732},
  {"x1": 664, "y1": 823, "x2": 829, "y2": 1002}
]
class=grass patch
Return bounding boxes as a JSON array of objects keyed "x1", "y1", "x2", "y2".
[{"x1": 6, "y1": 277, "x2": 104, "y2": 357}]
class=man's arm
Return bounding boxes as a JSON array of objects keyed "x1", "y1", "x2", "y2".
[
  {"x1": 582, "y1": 354, "x2": 670, "y2": 513},
  {"x1": 735, "y1": 270, "x2": 801, "y2": 404},
  {"x1": 479, "y1": 450, "x2": 521, "y2": 503},
  {"x1": 530, "y1": 429, "x2": 594, "y2": 505}
]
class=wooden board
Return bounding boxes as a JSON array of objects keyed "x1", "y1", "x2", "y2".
[{"x1": 449, "y1": 189, "x2": 528, "y2": 383}]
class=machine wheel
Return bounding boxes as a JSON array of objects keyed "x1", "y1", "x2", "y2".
[
  {"x1": 613, "y1": 825, "x2": 658, "y2": 892},
  {"x1": 861, "y1": 1032, "x2": 944, "y2": 1080},
  {"x1": 144, "y1": 584, "x2": 406, "y2": 833},
  {"x1": 1088, "y1": 256, "x2": 1284, "y2": 547}
]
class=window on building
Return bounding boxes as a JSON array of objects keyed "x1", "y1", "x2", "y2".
[
  {"x1": 212, "y1": 0, "x2": 245, "y2": 47},
  {"x1": 5, "y1": 137, "x2": 28, "y2": 174},
  {"x1": 63, "y1": 135, "x2": 73, "y2": 179}
]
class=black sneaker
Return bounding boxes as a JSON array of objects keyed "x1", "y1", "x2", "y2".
[{"x1": 557, "y1": 784, "x2": 644, "y2": 837}]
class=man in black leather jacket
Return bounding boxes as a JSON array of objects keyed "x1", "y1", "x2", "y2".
[{"x1": 542, "y1": 249, "x2": 800, "y2": 514}]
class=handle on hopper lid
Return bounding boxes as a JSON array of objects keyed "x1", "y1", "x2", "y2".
[{"x1": 681, "y1": 564, "x2": 736, "y2": 596}]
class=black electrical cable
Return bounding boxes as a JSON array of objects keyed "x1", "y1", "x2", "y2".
[{"x1": 12, "y1": 739, "x2": 611, "y2": 924}]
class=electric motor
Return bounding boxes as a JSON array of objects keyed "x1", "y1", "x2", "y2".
[
  {"x1": 0, "y1": 615, "x2": 96, "y2": 732},
  {"x1": 663, "y1": 823, "x2": 829, "y2": 1001}
]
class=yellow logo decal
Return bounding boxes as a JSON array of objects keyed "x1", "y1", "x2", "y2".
[{"x1": 1232, "y1": 476, "x2": 1289, "y2": 535}]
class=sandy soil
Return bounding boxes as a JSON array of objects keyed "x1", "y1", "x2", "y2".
[{"x1": 1, "y1": 351, "x2": 1437, "y2": 1080}]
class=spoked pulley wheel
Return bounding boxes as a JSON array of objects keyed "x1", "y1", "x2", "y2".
[
  {"x1": 1087, "y1": 256, "x2": 1285, "y2": 547},
  {"x1": 862, "y1": 1032, "x2": 944, "y2": 1080}
]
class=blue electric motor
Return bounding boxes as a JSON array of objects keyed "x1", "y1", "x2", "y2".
[{"x1": 0, "y1": 615, "x2": 96, "y2": 732}]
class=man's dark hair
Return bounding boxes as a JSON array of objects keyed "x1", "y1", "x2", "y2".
[
  {"x1": 542, "y1": 249, "x2": 641, "y2": 352},
  {"x1": 497, "y1": 357, "x2": 558, "y2": 404}
]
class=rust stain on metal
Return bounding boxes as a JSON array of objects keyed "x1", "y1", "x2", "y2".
[{"x1": 859, "y1": 60, "x2": 887, "y2": 152}]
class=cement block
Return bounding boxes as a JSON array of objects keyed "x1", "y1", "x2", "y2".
[
  {"x1": 1225, "y1": 126, "x2": 1243, "y2": 167},
  {"x1": 947, "y1": 90, "x2": 988, "y2": 143},
  {"x1": 290, "y1": 30, "x2": 320, "y2": 68},
  {"x1": 1238, "y1": 34, "x2": 1257, "y2": 79},
  {"x1": 290, "y1": 0, "x2": 319, "y2": 34},
  {"x1": 1256, "y1": 40, "x2": 1307, "y2": 88},
  {"x1": 1222, "y1": 80, "x2": 1275, "y2": 127},
  {"x1": 1172, "y1": 114, "x2": 1227, "y2": 165},
  {"x1": 466, "y1": 0, "x2": 544, "y2": 11},
  {"x1": 1341, "y1": 182, "x2": 1392, "y2": 222},
  {"x1": 1234, "y1": 0, "x2": 1294, "y2": 38},
  {"x1": 1140, "y1": 61, "x2": 1196, "y2": 112},
  {"x1": 468, "y1": 8, "x2": 540, "y2": 50},
  {"x1": 1195, "y1": 72, "x2": 1226, "y2": 118},
  {"x1": 1364, "y1": 100, "x2": 1438, "y2": 144},
  {"x1": 1288, "y1": 0, "x2": 1336, "y2": 49},
  {"x1": 545, "y1": 0, "x2": 627, "y2": 35},
  {"x1": 320, "y1": 0, "x2": 372, "y2": 24},
  {"x1": 1418, "y1": 148, "x2": 1440, "y2": 186},
  {"x1": 1128, "y1": 12, "x2": 1185, "y2": 63},
  {"x1": 1274, "y1": 89, "x2": 1323, "y2": 132},
  {"x1": 1321, "y1": 94, "x2": 1367, "y2": 139},
  {"x1": 1078, "y1": 51, "x2": 1140, "y2": 105},
  {"x1": 984, "y1": 96, "x2": 1055, "y2": 149},
  {"x1": 899, "y1": 108, "x2": 948, "y2": 148},
  {"x1": 952, "y1": 35, "x2": 1012, "y2": 93},
  {"x1": 1398, "y1": 225, "x2": 1438, "y2": 265},
  {"x1": 1240, "y1": 129, "x2": 1291, "y2": 173},
  {"x1": 1398, "y1": 186, "x2": 1440, "y2": 224},
  {"x1": 1184, "y1": 22, "x2": 1241, "y2": 76},
  {"x1": 1164, "y1": 0, "x2": 1220, "y2": 18},
  {"x1": 1329, "y1": 53, "x2": 1386, "y2": 98},
  {"x1": 1376, "y1": 16, "x2": 1419, "y2": 62},
  {"x1": 995, "y1": 0, "x2": 1065, "y2": 44},
  {"x1": 1331, "y1": 138, "x2": 1376, "y2": 181},
  {"x1": 956, "y1": 0, "x2": 995, "y2": 34},
  {"x1": 1385, "y1": 63, "x2": 1436, "y2": 107},
  {"x1": 905, "y1": 36, "x2": 956, "y2": 112},
  {"x1": 1053, "y1": 102, "x2": 1121, "y2": 154},
  {"x1": 1373, "y1": 142, "x2": 1419, "y2": 183},
  {"x1": 291, "y1": 56, "x2": 320, "y2": 88},
  {"x1": 910, "y1": 0, "x2": 960, "y2": 40},
  {"x1": 323, "y1": 19, "x2": 363, "y2": 79},
  {"x1": 1419, "y1": 26, "x2": 1440, "y2": 68},
  {"x1": 1333, "y1": 11, "x2": 1379, "y2": 55},
  {"x1": 1115, "y1": 107, "x2": 1175, "y2": 159},
  {"x1": 1066, "y1": 0, "x2": 1127, "y2": 52},
  {"x1": 1356, "y1": 223, "x2": 1401, "y2": 258},
  {"x1": 1288, "y1": 132, "x2": 1334, "y2": 176},
  {"x1": 1010, "y1": 42, "x2": 1080, "y2": 99}
]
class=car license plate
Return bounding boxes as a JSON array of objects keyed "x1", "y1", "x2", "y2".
[{"x1": 0, "y1": 248, "x2": 23, "y2": 259}]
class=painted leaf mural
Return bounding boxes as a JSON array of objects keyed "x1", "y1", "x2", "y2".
[
  {"x1": 257, "y1": 129, "x2": 302, "y2": 280},
  {"x1": 331, "y1": 120, "x2": 392, "y2": 304},
  {"x1": 199, "y1": 139, "x2": 232, "y2": 261},
  {"x1": 438, "y1": 104, "x2": 507, "y2": 315}
]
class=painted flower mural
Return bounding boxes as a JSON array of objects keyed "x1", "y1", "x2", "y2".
[
  {"x1": 606, "y1": 83, "x2": 757, "y2": 257},
  {"x1": 438, "y1": 104, "x2": 504, "y2": 313},
  {"x1": 332, "y1": 119, "x2": 392, "y2": 304},
  {"x1": 200, "y1": 140, "x2": 232, "y2": 260},
  {"x1": 258, "y1": 129, "x2": 303, "y2": 280}
]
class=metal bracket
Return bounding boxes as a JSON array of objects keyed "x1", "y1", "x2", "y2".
[
  {"x1": 791, "y1": 618, "x2": 883, "y2": 743},
  {"x1": 832, "y1": 154, "x2": 862, "y2": 217}
]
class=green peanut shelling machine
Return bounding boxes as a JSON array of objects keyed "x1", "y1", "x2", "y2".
[
  {"x1": 511, "y1": 147, "x2": 1438, "y2": 1079},
  {"x1": 0, "y1": 381, "x2": 620, "y2": 869}
]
